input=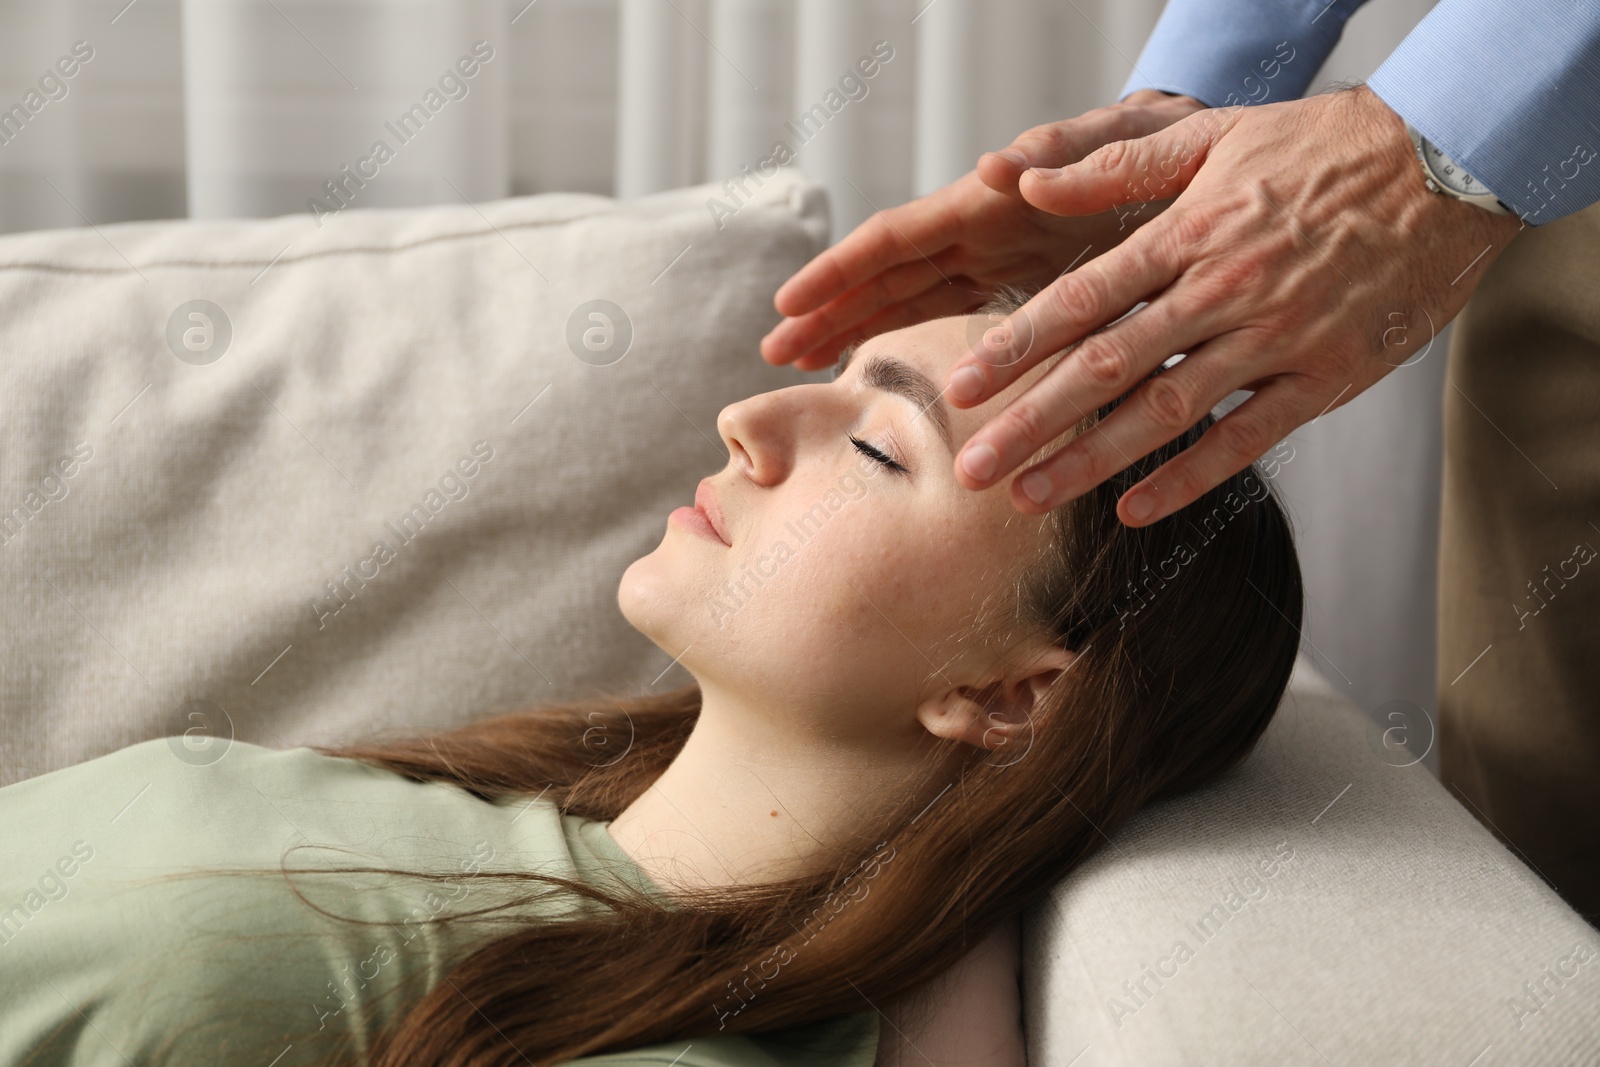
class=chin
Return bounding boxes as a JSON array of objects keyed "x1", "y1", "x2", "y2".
[
  {"x1": 617, "y1": 536, "x2": 716, "y2": 650},
  {"x1": 623, "y1": 536, "x2": 762, "y2": 680},
  {"x1": 617, "y1": 551, "x2": 673, "y2": 640}
]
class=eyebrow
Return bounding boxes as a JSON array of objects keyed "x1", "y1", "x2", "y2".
[{"x1": 836, "y1": 343, "x2": 953, "y2": 453}]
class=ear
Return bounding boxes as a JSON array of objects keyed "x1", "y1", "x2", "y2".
[{"x1": 916, "y1": 643, "x2": 1078, "y2": 754}]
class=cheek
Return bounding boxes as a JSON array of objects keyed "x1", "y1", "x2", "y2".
[
  {"x1": 773, "y1": 499, "x2": 997, "y2": 661},
  {"x1": 705, "y1": 478, "x2": 916, "y2": 667},
  {"x1": 847, "y1": 482, "x2": 1000, "y2": 587},
  {"x1": 738, "y1": 493, "x2": 892, "y2": 626}
]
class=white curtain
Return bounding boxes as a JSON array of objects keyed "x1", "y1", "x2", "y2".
[{"x1": 0, "y1": 0, "x2": 1448, "y2": 770}]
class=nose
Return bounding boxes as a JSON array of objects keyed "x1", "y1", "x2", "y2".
[{"x1": 716, "y1": 383, "x2": 833, "y2": 487}]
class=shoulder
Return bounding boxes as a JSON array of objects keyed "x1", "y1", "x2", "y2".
[{"x1": 567, "y1": 1012, "x2": 879, "y2": 1067}]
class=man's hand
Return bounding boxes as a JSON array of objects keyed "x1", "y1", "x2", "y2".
[
  {"x1": 945, "y1": 85, "x2": 1525, "y2": 525},
  {"x1": 759, "y1": 90, "x2": 1206, "y2": 372}
]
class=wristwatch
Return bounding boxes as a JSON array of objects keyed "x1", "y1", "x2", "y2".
[{"x1": 1405, "y1": 122, "x2": 1512, "y2": 216}]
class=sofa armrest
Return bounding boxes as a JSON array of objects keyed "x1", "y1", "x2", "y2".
[{"x1": 1021, "y1": 654, "x2": 1600, "y2": 1065}]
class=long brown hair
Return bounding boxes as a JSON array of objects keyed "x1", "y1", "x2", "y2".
[{"x1": 311, "y1": 286, "x2": 1304, "y2": 1065}]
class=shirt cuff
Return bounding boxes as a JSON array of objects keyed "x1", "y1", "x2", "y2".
[
  {"x1": 1365, "y1": 0, "x2": 1600, "y2": 225},
  {"x1": 1118, "y1": 0, "x2": 1365, "y2": 108}
]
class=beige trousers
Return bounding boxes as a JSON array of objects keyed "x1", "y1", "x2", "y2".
[{"x1": 1440, "y1": 199, "x2": 1600, "y2": 925}]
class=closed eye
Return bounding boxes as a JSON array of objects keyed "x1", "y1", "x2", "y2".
[{"x1": 850, "y1": 434, "x2": 909, "y2": 475}]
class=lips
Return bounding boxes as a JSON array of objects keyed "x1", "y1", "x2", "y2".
[{"x1": 694, "y1": 480, "x2": 732, "y2": 546}]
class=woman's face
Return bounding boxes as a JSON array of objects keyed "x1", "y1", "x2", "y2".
[{"x1": 619, "y1": 313, "x2": 1070, "y2": 752}]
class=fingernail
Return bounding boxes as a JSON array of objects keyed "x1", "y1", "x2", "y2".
[
  {"x1": 996, "y1": 148, "x2": 1026, "y2": 166},
  {"x1": 1126, "y1": 492, "x2": 1154, "y2": 521},
  {"x1": 1029, "y1": 167, "x2": 1062, "y2": 179},
  {"x1": 1021, "y1": 471, "x2": 1053, "y2": 504},
  {"x1": 960, "y1": 442, "x2": 999, "y2": 482},
  {"x1": 948, "y1": 364, "x2": 985, "y2": 401}
]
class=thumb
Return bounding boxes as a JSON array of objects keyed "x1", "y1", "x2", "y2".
[
  {"x1": 1017, "y1": 107, "x2": 1234, "y2": 216},
  {"x1": 977, "y1": 104, "x2": 1189, "y2": 197},
  {"x1": 977, "y1": 120, "x2": 1103, "y2": 196}
]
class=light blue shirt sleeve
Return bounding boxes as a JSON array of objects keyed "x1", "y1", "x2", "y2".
[
  {"x1": 1121, "y1": 0, "x2": 1600, "y2": 225},
  {"x1": 1365, "y1": 0, "x2": 1600, "y2": 224},
  {"x1": 1117, "y1": 1, "x2": 1370, "y2": 111}
]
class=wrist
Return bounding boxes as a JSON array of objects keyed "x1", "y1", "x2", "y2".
[
  {"x1": 1123, "y1": 88, "x2": 1206, "y2": 114},
  {"x1": 1343, "y1": 85, "x2": 1524, "y2": 241}
]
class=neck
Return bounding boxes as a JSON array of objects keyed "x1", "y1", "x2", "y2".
[{"x1": 606, "y1": 679, "x2": 943, "y2": 893}]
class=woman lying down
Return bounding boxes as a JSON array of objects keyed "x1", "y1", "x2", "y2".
[{"x1": 0, "y1": 286, "x2": 1302, "y2": 1066}]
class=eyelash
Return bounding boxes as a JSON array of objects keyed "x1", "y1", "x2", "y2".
[{"x1": 849, "y1": 434, "x2": 909, "y2": 475}]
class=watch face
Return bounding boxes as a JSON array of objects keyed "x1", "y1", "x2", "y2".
[{"x1": 1421, "y1": 138, "x2": 1490, "y2": 197}]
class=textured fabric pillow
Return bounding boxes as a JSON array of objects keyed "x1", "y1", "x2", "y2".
[
  {"x1": 0, "y1": 167, "x2": 828, "y2": 784},
  {"x1": 1024, "y1": 654, "x2": 1600, "y2": 1065}
]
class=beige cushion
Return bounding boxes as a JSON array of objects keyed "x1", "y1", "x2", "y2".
[
  {"x1": 0, "y1": 167, "x2": 828, "y2": 783},
  {"x1": 1024, "y1": 654, "x2": 1600, "y2": 1065}
]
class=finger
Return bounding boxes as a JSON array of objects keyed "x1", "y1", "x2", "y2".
[
  {"x1": 998, "y1": 328, "x2": 1267, "y2": 510},
  {"x1": 945, "y1": 220, "x2": 1185, "y2": 409},
  {"x1": 977, "y1": 104, "x2": 1207, "y2": 197},
  {"x1": 1111, "y1": 375, "x2": 1319, "y2": 526},
  {"x1": 952, "y1": 276, "x2": 1213, "y2": 493},
  {"x1": 978, "y1": 113, "x2": 1129, "y2": 197},
  {"x1": 789, "y1": 286, "x2": 986, "y2": 373},
  {"x1": 762, "y1": 258, "x2": 950, "y2": 365},
  {"x1": 772, "y1": 195, "x2": 959, "y2": 320},
  {"x1": 1017, "y1": 106, "x2": 1237, "y2": 218}
]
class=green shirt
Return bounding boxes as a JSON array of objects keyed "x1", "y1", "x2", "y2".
[{"x1": 0, "y1": 739, "x2": 878, "y2": 1066}]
